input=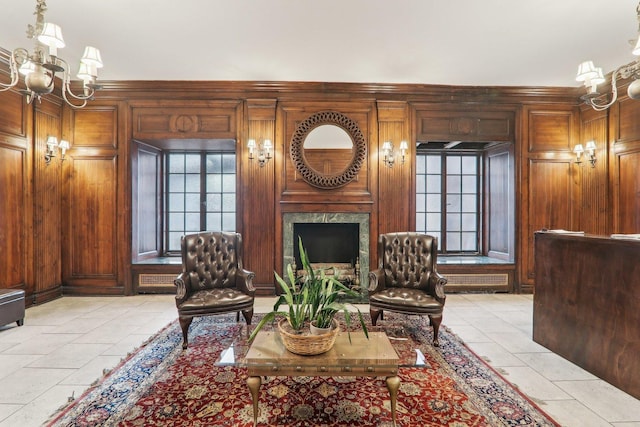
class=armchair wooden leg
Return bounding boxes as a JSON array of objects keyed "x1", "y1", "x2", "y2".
[
  {"x1": 242, "y1": 308, "x2": 254, "y2": 325},
  {"x1": 429, "y1": 314, "x2": 442, "y2": 347},
  {"x1": 370, "y1": 308, "x2": 382, "y2": 326},
  {"x1": 179, "y1": 317, "x2": 193, "y2": 350}
]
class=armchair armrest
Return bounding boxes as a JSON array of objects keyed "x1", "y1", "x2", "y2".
[
  {"x1": 429, "y1": 271, "x2": 447, "y2": 305},
  {"x1": 236, "y1": 269, "x2": 256, "y2": 296},
  {"x1": 368, "y1": 268, "x2": 386, "y2": 293},
  {"x1": 174, "y1": 272, "x2": 190, "y2": 306}
]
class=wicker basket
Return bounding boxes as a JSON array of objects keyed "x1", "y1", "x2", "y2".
[{"x1": 278, "y1": 319, "x2": 339, "y2": 355}]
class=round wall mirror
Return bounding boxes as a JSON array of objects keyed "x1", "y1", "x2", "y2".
[{"x1": 290, "y1": 111, "x2": 366, "y2": 189}]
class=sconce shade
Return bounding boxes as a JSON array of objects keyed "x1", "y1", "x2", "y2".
[
  {"x1": 576, "y1": 61, "x2": 598, "y2": 82},
  {"x1": 585, "y1": 141, "x2": 596, "y2": 151},
  {"x1": 76, "y1": 62, "x2": 93, "y2": 81},
  {"x1": 263, "y1": 139, "x2": 273, "y2": 150},
  {"x1": 38, "y1": 23, "x2": 65, "y2": 49},
  {"x1": 399, "y1": 140, "x2": 408, "y2": 151},
  {"x1": 633, "y1": 34, "x2": 640, "y2": 56},
  {"x1": 81, "y1": 46, "x2": 104, "y2": 68},
  {"x1": 573, "y1": 144, "x2": 584, "y2": 154},
  {"x1": 58, "y1": 140, "x2": 70, "y2": 150}
]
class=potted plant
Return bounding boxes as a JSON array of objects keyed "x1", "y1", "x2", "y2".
[{"x1": 248, "y1": 238, "x2": 368, "y2": 349}]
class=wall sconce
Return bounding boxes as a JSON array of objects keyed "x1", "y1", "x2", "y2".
[
  {"x1": 381, "y1": 140, "x2": 408, "y2": 168},
  {"x1": 574, "y1": 141, "x2": 597, "y2": 167},
  {"x1": 44, "y1": 136, "x2": 70, "y2": 164},
  {"x1": 247, "y1": 138, "x2": 272, "y2": 167}
]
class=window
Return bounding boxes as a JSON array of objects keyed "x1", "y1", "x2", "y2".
[
  {"x1": 416, "y1": 152, "x2": 481, "y2": 254},
  {"x1": 165, "y1": 152, "x2": 236, "y2": 252}
]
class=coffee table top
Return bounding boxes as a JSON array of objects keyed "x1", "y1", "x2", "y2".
[
  {"x1": 216, "y1": 326, "x2": 429, "y2": 368},
  {"x1": 243, "y1": 331, "x2": 398, "y2": 369}
]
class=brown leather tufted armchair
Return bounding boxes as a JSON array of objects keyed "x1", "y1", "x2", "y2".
[
  {"x1": 175, "y1": 231, "x2": 256, "y2": 349},
  {"x1": 368, "y1": 232, "x2": 447, "y2": 346}
]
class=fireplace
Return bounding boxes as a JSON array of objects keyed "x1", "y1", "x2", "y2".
[{"x1": 283, "y1": 213, "x2": 370, "y2": 293}]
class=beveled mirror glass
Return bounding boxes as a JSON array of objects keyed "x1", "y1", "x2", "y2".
[
  {"x1": 303, "y1": 125, "x2": 353, "y2": 174},
  {"x1": 291, "y1": 111, "x2": 366, "y2": 189}
]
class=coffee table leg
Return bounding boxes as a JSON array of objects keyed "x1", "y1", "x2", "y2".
[
  {"x1": 247, "y1": 376, "x2": 262, "y2": 426},
  {"x1": 386, "y1": 375, "x2": 400, "y2": 427}
]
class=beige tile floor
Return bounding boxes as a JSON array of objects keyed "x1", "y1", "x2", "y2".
[{"x1": 0, "y1": 294, "x2": 638, "y2": 427}]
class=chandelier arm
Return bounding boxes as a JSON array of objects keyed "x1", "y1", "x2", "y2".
[
  {"x1": 0, "y1": 52, "x2": 21, "y2": 91},
  {"x1": 588, "y1": 69, "x2": 620, "y2": 111}
]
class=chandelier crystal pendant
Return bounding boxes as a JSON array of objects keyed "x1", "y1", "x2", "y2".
[
  {"x1": 576, "y1": 2, "x2": 640, "y2": 111},
  {"x1": 0, "y1": 0, "x2": 104, "y2": 108}
]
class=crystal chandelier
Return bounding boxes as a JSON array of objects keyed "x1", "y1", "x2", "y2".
[
  {"x1": 576, "y1": 2, "x2": 640, "y2": 111},
  {"x1": 0, "y1": 0, "x2": 103, "y2": 108}
]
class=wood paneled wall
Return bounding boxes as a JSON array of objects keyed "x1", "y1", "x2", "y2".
[{"x1": 2, "y1": 70, "x2": 640, "y2": 299}]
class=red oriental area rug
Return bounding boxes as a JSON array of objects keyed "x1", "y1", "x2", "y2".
[{"x1": 46, "y1": 313, "x2": 559, "y2": 426}]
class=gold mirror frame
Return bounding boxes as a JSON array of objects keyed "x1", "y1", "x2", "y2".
[{"x1": 290, "y1": 111, "x2": 367, "y2": 189}]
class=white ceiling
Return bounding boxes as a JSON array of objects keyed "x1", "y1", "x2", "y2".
[{"x1": 1, "y1": 0, "x2": 638, "y2": 88}]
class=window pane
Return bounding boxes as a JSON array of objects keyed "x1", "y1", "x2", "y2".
[
  {"x1": 185, "y1": 213, "x2": 200, "y2": 230},
  {"x1": 206, "y1": 155, "x2": 222, "y2": 174},
  {"x1": 185, "y1": 154, "x2": 200, "y2": 173},
  {"x1": 185, "y1": 194, "x2": 200, "y2": 211},
  {"x1": 168, "y1": 232, "x2": 183, "y2": 252},
  {"x1": 207, "y1": 213, "x2": 222, "y2": 230},
  {"x1": 185, "y1": 174, "x2": 200, "y2": 191},
  {"x1": 461, "y1": 232, "x2": 477, "y2": 251},
  {"x1": 168, "y1": 154, "x2": 184, "y2": 173},
  {"x1": 447, "y1": 194, "x2": 461, "y2": 212},
  {"x1": 462, "y1": 156, "x2": 477, "y2": 174},
  {"x1": 416, "y1": 155, "x2": 426, "y2": 174},
  {"x1": 222, "y1": 193, "x2": 236, "y2": 210},
  {"x1": 447, "y1": 175, "x2": 461, "y2": 192},
  {"x1": 430, "y1": 231, "x2": 442, "y2": 243},
  {"x1": 416, "y1": 176, "x2": 426, "y2": 193},
  {"x1": 426, "y1": 175, "x2": 441, "y2": 193},
  {"x1": 222, "y1": 155, "x2": 236, "y2": 173},
  {"x1": 426, "y1": 194, "x2": 441, "y2": 212},
  {"x1": 426, "y1": 213, "x2": 441, "y2": 230},
  {"x1": 222, "y1": 174, "x2": 236, "y2": 193},
  {"x1": 222, "y1": 213, "x2": 235, "y2": 231},
  {"x1": 168, "y1": 213, "x2": 184, "y2": 230},
  {"x1": 447, "y1": 156, "x2": 461, "y2": 174},
  {"x1": 462, "y1": 175, "x2": 476, "y2": 193},
  {"x1": 168, "y1": 193, "x2": 184, "y2": 211},
  {"x1": 447, "y1": 213, "x2": 461, "y2": 231},
  {"x1": 207, "y1": 175, "x2": 222, "y2": 193},
  {"x1": 416, "y1": 194, "x2": 426, "y2": 212},
  {"x1": 426, "y1": 156, "x2": 441, "y2": 173},
  {"x1": 206, "y1": 193, "x2": 222, "y2": 211},
  {"x1": 168, "y1": 175, "x2": 185, "y2": 192},
  {"x1": 462, "y1": 195, "x2": 476, "y2": 212},
  {"x1": 416, "y1": 212, "x2": 426, "y2": 232},
  {"x1": 447, "y1": 233, "x2": 461, "y2": 251},
  {"x1": 461, "y1": 213, "x2": 477, "y2": 231}
]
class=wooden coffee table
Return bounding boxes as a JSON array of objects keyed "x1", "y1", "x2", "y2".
[{"x1": 243, "y1": 330, "x2": 400, "y2": 426}]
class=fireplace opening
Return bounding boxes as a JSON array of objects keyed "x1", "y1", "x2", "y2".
[{"x1": 293, "y1": 222, "x2": 360, "y2": 287}]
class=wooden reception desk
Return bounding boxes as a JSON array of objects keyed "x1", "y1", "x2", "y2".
[{"x1": 533, "y1": 232, "x2": 640, "y2": 400}]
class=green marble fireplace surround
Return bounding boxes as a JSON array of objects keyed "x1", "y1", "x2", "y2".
[{"x1": 282, "y1": 212, "x2": 370, "y2": 298}]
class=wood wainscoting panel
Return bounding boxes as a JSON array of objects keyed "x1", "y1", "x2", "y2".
[
  {"x1": 415, "y1": 108, "x2": 514, "y2": 143},
  {"x1": 72, "y1": 108, "x2": 117, "y2": 148},
  {"x1": 0, "y1": 89, "x2": 28, "y2": 139},
  {"x1": 0, "y1": 143, "x2": 27, "y2": 290},
  {"x1": 65, "y1": 156, "x2": 120, "y2": 290},
  {"x1": 614, "y1": 147, "x2": 640, "y2": 233},
  {"x1": 527, "y1": 108, "x2": 576, "y2": 152}
]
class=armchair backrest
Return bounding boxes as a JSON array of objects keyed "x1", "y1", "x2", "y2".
[
  {"x1": 378, "y1": 232, "x2": 438, "y2": 289},
  {"x1": 180, "y1": 231, "x2": 243, "y2": 290}
]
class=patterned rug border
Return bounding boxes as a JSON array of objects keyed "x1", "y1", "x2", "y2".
[{"x1": 46, "y1": 314, "x2": 560, "y2": 426}]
